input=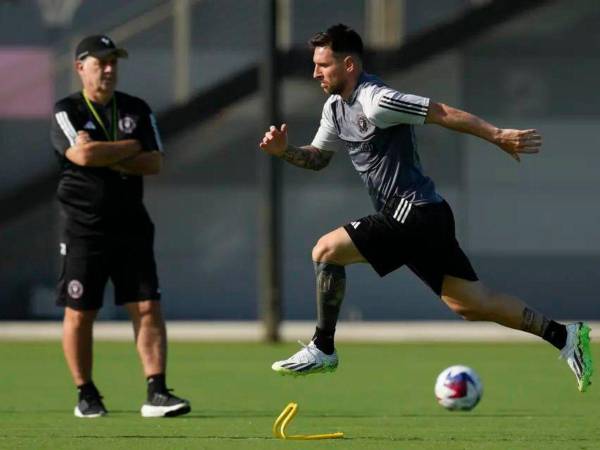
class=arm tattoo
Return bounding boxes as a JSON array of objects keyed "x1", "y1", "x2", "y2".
[
  {"x1": 281, "y1": 145, "x2": 333, "y2": 171},
  {"x1": 521, "y1": 307, "x2": 550, "y2": 337}
]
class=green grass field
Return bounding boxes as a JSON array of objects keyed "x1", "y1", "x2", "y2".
[{"x1": 1, "y1": 341, "x2": 599, "y2": 449}]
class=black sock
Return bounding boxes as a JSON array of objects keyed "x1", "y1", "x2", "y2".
[
  {"x1": 313, "y1": 327, "x2": 335, "y2": 355},
  {"x1": 147, "y1": 373, "x2": 167, "y2": 398},
  {"x1": 542, "y1": 321, "x2": 568, "y2": 350},
  {"x1": 77, "y1": 381, "x2": 99, "y2": 400}
]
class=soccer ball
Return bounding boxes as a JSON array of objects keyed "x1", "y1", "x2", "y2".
[{"x1": 434, "y1": 365, "x2": 483, "y2": 411}]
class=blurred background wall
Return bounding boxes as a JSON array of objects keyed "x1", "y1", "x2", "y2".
[{"x1": 0, "y1": 0, "x2": 599, "y2": 321}]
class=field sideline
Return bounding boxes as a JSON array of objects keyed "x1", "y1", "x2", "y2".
[{"x1": 2, "y1": 320, "x2": 600, "y2": 341}]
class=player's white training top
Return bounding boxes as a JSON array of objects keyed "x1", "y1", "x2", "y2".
[{"x1": 311, "y1": 72, "x2": 442, "y2": 212}]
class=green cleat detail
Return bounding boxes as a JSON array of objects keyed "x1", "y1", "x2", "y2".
[
  {"x1": 560, "y1": 322, "x2": 593, "y2": 392},
  {"x1": 577, "y1": 323, "x2": 593, "y2": 392}
]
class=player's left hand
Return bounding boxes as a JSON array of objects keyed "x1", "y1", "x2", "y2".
[{"x1": 494, "y1": 128, "x2": 541, "y2": 162}]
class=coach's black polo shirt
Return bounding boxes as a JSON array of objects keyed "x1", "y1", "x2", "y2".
[{"x1": 51, "y1": 91, "x2": 163, "y2": 239}]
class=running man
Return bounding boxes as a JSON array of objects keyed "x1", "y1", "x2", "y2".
[{"x1": 258, "y1": 24, "x2": 592, "y2": 391}]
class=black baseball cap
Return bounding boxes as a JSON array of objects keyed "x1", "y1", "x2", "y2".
[{"x1": 75, "y1": 35, "x2": 128, "y2": 61}]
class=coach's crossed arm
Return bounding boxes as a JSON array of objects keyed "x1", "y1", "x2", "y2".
[
  {"x1": 425, "y1": 101, "x2": 542, "y2": 162},
  {"x1": 259, "y1": 123, "x2": 334, "y2": 171},
  {"x1": 66, "y1": 130, "x2": 142, "y2": 167},
  {"x1": 110, "y1": 152, "x2": 162, "y2": 176},
  {"x1": 68, "y1": 131, "x2": 161, "y2": 176}
]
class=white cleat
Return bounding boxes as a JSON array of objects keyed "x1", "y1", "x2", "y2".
[
  {"x1": 559, "y1": 322, "x2": 593, "y2": 392},
  {"x1": 271, "y1": 341, "x2": 338, "y2": 376}
]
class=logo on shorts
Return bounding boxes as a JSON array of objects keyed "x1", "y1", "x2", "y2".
[
  {"x1": 350, "y1": 221, "x2": 361, "y2": 229},
  {"x1": 357, "y1": 114, "x2": 369, "y2": 133},
  {"x1": 118, "y1": 116, "x2": 137, "y2": 133},
  {"x1": 67, "y1": 280, "x2": 84, "y2": 299}
]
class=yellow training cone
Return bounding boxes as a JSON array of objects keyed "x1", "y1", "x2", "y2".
[{"x1": 272, "y1": 402, "x2": 344, "y2": 440}]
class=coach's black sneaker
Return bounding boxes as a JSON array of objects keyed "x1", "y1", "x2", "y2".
[
  {"x1": 74, "y1": 395, "x2": 108, "y2": 418},
  {"x1": 141, "y1": 390, "x2": 191, "y2": 417}
]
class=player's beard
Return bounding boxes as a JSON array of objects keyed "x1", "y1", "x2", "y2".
[{"x1": 324, "y1": 79, "x2": 346, "y2": 96}]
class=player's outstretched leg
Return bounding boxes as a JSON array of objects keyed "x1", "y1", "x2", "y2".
[
  {"x1": 560, "y1": 322, "x2": 593, "y2": 392},
  {"x1": 440, "y1": 276, "x2": 593, "y2": 392},
  {"x1": 272, "y1": 340, "x2": 339, "y2": 376}
]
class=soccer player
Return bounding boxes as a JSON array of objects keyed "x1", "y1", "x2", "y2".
[
  {"x1": 259, "y1": 24, "x2": 592, "y2": 391},
  {"x1": 50, "y1": 35, "x2": 191, "y2": 417}
]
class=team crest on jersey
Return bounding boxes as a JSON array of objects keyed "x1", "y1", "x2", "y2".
[
  {"x1": 118, "y1": 116, "x2": 137, "y2": 133},
  {"x1": 67, "y1": 280, "x2": 84, "y2": 299},
  {"x1": 357, "y1": 114, "x2": 369, "y2": 133}
]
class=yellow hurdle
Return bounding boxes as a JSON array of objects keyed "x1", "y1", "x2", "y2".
[{"x1": 272, "y1": 402, "x2": 344, "y2": 440}]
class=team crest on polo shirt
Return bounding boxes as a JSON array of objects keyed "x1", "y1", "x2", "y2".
[
  {"x1": 118, "y1": 116, "x2": 137, "y2": 133},
  {"x1": 68, "y1": 280, "x2": 84, "y2": 299},
  {"x1": 357, "y1": 114, "x2": 369, "y2": 133}
]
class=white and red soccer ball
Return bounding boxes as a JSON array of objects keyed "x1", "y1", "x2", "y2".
[{"x1": 434, "y1": 365, "x2": 483, "y2": 411}]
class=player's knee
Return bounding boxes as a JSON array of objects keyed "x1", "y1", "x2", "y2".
[
  {"x1": 443, "y1": 298, "x2": 485, "y2": 321},
  {"x1": 312, "y1": 237, "x2": 339, "y2": 263}
]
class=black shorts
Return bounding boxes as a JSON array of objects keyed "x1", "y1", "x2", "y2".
[
  {"x1": 343, "y1": 200, "x2": 478, "y2": 295},
  {"x1": 56, "y1": 233, "x2": 160, "y2": 310}
]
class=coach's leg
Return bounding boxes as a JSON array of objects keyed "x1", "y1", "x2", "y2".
[
  {"x1": 126, "y1": 300, "x2": 166, "y2": 377},
  {"x1": 311, "y1": 227, "x2": 366, "y2": 353},
  {"x1": 63, "y1": 307, "x2": 98, "y2": 386},
  {"x1": 440, "y1": 275, "x2": 567, "y2": 349},
  {"x1": 127, "y1": 300, "x2": 191, "y2": 415}
]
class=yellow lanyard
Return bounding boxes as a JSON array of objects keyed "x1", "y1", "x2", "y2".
[{"x1": 83, "y1": 92, "x2": 117, "y2": 141}]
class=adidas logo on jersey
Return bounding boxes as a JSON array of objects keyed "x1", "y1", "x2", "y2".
[
  {"x1": 83, "y1": 121, "x2": 96, "y2": 130},
  {"x1": 350, "y1": 221, "x2": 361, "y2": 229}
]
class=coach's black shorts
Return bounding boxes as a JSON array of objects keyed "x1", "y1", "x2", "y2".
[
  {"x1": 343, "y1": 200, "x2": 478, "y2": 295},
  {"x1": 56, "y1": 233, "x2": 161, "y2": 310}
]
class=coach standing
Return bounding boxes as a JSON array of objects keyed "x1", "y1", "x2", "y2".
[{"x1": 50, "y1": 35, "x2": 190, "y2": 418}]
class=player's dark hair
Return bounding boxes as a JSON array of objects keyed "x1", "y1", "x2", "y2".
[{"x1": 309, "y1": 24, "x2": 364, "y2": 58}]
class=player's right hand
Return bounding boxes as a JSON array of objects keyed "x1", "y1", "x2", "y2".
[{"x1": 259, "y1": 123, "x2": 288, "y2": 157}]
